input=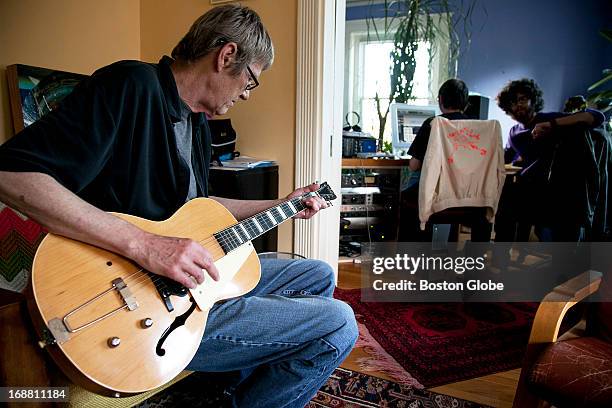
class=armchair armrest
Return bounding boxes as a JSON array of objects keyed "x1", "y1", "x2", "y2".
[
  {"x1": 512, "y1": 270, "x2": 603, "y2": 408},
  {"x1": 530, "y1": 270, "x2": 602, "y2": 344}
]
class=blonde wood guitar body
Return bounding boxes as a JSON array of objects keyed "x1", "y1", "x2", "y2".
[{"x1": 28, "y1": 198, "x2": 261, "y2": 396}]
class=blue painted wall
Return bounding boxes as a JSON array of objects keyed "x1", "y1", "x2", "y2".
[
  {"x1": 455, "y1": 0, "x2": 611, "y2": 137},
  {"x1": 346, "y1": 0, "x2": 612, "y2": 139}
]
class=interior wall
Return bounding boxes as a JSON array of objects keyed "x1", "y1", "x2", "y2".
[
  {"x1": 140, "y1": 0, "x2": 298, "y2": 252},
  {"x1": 0, "y1": 0, "x2": 298, "y2": 252},
  {"x1": 455, "y1": 0, "x2": 611, "y2": 141},
  {"x1": 346, "y1": 0, "x2": 611, "y2": 141},
  {"x1": 0, "y1": 0, "x2": 141, "y2": 144}
]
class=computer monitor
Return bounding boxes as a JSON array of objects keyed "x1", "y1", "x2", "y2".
[{"x1": 390, "y1": 103, "x2": 439, "y2": 156}]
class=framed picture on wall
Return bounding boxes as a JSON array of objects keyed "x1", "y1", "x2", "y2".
[{"x1": 6, "y1": 64, "x2": 87, "y2": 135}]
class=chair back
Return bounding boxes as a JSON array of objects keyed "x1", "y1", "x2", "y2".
[
  {"x1": 0, "y1": 202, "x2": 46, "y2": 293},
  {"x1": 418, "y1": 117, "x2": 505, "y2": 229}
]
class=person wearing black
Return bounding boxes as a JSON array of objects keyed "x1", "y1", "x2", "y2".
[
  {"x1": 399, "y1": 78, "x2": 489, "y2": 241},
  {"x1": 0, "y1": 5, "x2": 357, "y2": 407},
  {"x1": 407, "y1": 78, "x2": 469, "y2": 172},
  {"x1": 495, "y1": 78, "x2": 605, "y2": 242}
]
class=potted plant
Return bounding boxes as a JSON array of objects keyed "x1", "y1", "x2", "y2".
[{"x1": 363, "y1": 0, "x2": 478, "y2": 150}]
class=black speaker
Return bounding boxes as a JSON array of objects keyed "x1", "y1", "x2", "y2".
[
  {"x1": 465, "y1": 94, "x2": 489, "y2": 120},
  {"x1": 209, "y1": 166, "x2": 279, "y2": 252}
]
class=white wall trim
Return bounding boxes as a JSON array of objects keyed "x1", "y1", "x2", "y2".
[{"x1": 294, "y1": 0, "x2": 345, "y2": 273}]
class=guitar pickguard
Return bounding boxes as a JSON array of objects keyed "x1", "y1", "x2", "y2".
[{"x1": 190, "y1": 242, "x2": 254, "y2": 310}]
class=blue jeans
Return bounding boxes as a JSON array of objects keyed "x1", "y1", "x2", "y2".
[{"x1": 186, "y1": 258, "x2": 358, "y2": 408}]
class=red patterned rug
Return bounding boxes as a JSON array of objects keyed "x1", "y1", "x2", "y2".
[{"x1": 334, "y1": 288, "x2": 539, "y2": 387}]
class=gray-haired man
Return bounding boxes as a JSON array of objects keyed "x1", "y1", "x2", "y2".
[{"x1": 0, "y1": 5, "x2": 357, "y2": 407}]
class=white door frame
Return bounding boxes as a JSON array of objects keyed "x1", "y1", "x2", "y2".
[{"x1": 294, "y1": 0, "x2": 345, "y2": 276}]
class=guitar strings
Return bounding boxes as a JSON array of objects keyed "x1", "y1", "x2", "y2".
[
  {"x1": 118, "y1": 230, "x2": 258, "y2": 295},
  {"x1": 100, "y1": 194, "x2": 315, "y2": 302},
  {"x1": 49, "y1": 192, "x2": 330, "y2": 343},
  {"x1": 55, "y1": 232, "x2": 251, "y2": 343},
  {"x1": 120, "y1": 199, "x2": 302, "y2": 289},
  {"x1": 119, "y1": 193, "x2": 314, "y2": 288}
]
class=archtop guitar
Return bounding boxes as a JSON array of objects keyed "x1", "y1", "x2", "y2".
[{"x1": 28, "y1": 183, "x2": 336, "y2": 396}]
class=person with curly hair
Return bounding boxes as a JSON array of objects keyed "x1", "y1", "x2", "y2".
[
  {"x1": 497, "y1": 78, "x2": 604, "y2": 167},
  {"x1": 496, "y1": 78, "x2": 605, "y2": 242}
]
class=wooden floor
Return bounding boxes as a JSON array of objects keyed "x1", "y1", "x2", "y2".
[{"x1": 337, "y1": 261, "x2": 519, "y2": 408}]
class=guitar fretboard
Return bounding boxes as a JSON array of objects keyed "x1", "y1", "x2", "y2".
[{"x1": 214, "y1": 197, "x2": 307, "y2": 254}]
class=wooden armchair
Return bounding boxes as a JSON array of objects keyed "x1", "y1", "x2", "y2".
[{"x1": 512, "y1": 270, "x2": 612, "y2": 408}]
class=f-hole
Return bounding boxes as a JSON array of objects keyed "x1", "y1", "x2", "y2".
[{"x1": 156, "y1": 297, "x2": 197, "y2": 356}]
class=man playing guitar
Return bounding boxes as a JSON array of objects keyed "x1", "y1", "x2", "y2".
[{"x1": 0, "y1": 5, "x2": 357, "y2": 407}]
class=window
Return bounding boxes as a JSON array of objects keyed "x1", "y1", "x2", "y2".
[{"x1": 344, "y1": 17, "x2": 448, "y2": 142}]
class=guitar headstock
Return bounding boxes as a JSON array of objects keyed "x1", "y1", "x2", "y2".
[{"x1": 316, "y1": 182, "x2": 337, "y2": 204}]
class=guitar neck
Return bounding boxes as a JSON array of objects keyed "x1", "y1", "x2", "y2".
[{"x1": 213, "y1": 197, "x2": 308, "y2": 254}]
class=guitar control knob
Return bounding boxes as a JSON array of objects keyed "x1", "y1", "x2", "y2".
[
  {"x1": 108, "y1": 337, "x2": 121, "y2": 348},
  {"x1": 141, "y1": 318, "x2": 153, "y2": 328}
]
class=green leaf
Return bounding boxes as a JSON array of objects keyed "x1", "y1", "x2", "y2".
[
  {"x1": 363, "y1": 0, "x2": 480, "y2": 141},
  {"x1": 588, "y1": 89, "x2": 612, "y2": 102},
  {"x1": 587, "y1": 72, "x2": 612, "y2": 91}
]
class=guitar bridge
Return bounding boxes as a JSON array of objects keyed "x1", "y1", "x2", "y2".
[{"x1": 46, "y1": 277, "x2": 139, "y2": 344}]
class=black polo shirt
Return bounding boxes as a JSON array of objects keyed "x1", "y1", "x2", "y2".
[{"x1": 0, "y1": 56, "x2": 211, "y2": 221}]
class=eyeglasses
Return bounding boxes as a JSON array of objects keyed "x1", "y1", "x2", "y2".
[
  {"x1": 245, "y1": 65, "x2": 259, "y2": 91},
  {"x1": 215, "y1": 38, "x2": 259, "y2": 91},
  {"x1": 511, "y1": 95, "x2": 530, "y2": 106}
]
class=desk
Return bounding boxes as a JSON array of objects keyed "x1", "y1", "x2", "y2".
[
  {"x1": 341, "y1": 158, "x2": 410, "y2": 168},
  {"x1": 209, "y1": 165, "x2": 279, "y2": 252}
]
